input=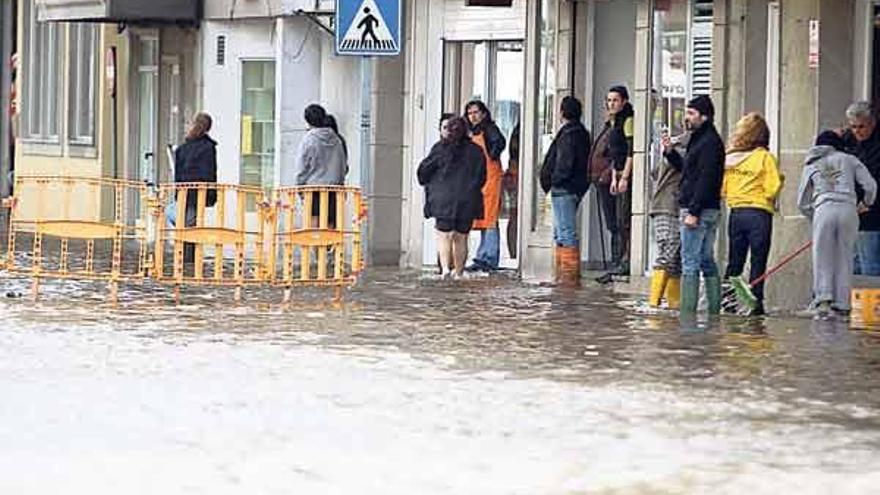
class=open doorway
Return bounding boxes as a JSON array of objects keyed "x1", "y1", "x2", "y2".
[{"x1": 422, "y1": 39, "x2": 523, "y2": 270}]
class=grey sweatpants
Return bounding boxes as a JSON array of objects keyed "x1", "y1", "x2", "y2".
[{"x1": 812, "y1": 202, "x2": 859, "y2": 310}]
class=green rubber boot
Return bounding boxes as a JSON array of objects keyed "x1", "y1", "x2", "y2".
[
  {"x1": 705, "y1": 276, "x2": 722, "y2": 315},
  {"x1": 680, "y1": 274, "x2": 699, "y2": 314}
]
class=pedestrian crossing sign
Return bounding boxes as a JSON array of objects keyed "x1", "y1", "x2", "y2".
[{"x1": 336, "y1": 0, "x2": 401, "y2": 56}]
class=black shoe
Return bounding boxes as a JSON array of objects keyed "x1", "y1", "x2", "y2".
[
  {"x1": 465, "y1": 261, "x2": 487, "y2": 272},
  {"x1": 595, "y1": 272, "x2": 614, "y2": 285},
  {"x1": 831, "y1": 308, "x2": 851, "y2": 321}
]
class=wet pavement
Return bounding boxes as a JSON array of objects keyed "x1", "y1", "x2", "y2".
[{"x1": 1, "y1": 269, "x2": 879, "y2": 494}]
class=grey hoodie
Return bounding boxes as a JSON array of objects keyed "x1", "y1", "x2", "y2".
[
  {"x1": 289, "y1": 127, "x2": 347, "y2": 186},
  {"x1": 797, "y1": 145, "x2": 877, "y2": 218}
]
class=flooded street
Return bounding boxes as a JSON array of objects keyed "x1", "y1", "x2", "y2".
[{"x1": 1, "y1": 269, "x2": 879, "y2": 494}]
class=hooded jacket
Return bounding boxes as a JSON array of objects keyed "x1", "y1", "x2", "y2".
[
  {"x1": 664, "y1": 120, "x2": 725, "y2": 216},
  {"x1": 540, "y1": 120, "x2": 591, "y2": 197},
  {"x1": 721, "y1": 147, "x2": 783, "y2": 214},
  {"x1": 797, "y1": 145, "x2": 877, "y2": 218},
  {"x1": 289, "y1": 127, "x2": 347, "y2": 186},
  {"x1": 649, "y1": 135, "x2": 687, "y2": 216},
  {"x1": 417, "y1": 139, "x2": 487, "y2": 221},
  {"x1": 843, "y1": 127, "x2": 880, "y2": 230},
  {"x1": 174, "y1": 134, "x2": 218, "y2": 207}
]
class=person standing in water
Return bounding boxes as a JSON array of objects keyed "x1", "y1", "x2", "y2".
[
  {"x1": 464, "y1": 100, "x2": 506, "y2": 273},
  {"x1": 418, "y1": 117, "x2": 487, "y2": 278}
]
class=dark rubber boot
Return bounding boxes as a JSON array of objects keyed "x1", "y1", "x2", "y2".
[
  {"x1": 680, "y1": 274, "x2": 699, "y2": 314},
  {"x1": 705, "y1": 276, "x2": 722, "y2": 315}
]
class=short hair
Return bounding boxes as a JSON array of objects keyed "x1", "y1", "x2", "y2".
[
  {"x1": 445, "y1": 117, "x2": 468, "y2": 143},
  {"x1": 608, "y1": 85, "x2": 630, "y2": 101},
  {"x1": 439, "y1": 112, "x2": 456, "y2": 128},
  {"x1": 186, "y1": 112, "x2": 213, "y2": 140},
  {"x1": 560, "y1": 96, "x2": 583, "y2": 121},
  {"x1": 304, "y1": 104, "x2": 327, "y2": 128},
  {"x1": 846, "y1": 101, "x2": 875, "y2": 122}
]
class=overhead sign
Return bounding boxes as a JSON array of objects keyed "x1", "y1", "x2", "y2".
[{"x1": 336, "y1": 0, "x2": 401, "y2": 56}]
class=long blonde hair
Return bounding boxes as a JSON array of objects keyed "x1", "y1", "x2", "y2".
[{"x1": 727, "y1": 112, "x2": 770, "y2": 153}]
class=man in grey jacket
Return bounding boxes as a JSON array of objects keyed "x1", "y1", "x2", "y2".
[
  {"x1": 292, "y1": 104, "x2": 347, "y2": 187},
  {"x1": 798, "y1": 131, "x2": 877, "y2": 318}
]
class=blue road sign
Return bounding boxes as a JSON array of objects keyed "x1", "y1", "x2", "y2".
[{"x1": 335, "y1": 0, "x2": 401, "y2": 56}]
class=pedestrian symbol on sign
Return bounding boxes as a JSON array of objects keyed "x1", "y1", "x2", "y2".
[
  {"x1": 359, "y1": 8, "x2": 379, "y2": 44},
  {"x1": 336, "y1": 0, "x2": 400, "y2": 56}
]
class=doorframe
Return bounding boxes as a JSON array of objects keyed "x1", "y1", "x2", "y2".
[
  {"x1": 0, "y1": 0, "x2": 13, "y2": 198},
  {"x1": 126, "y1": 29, "x2": 160, "y2": 186},
  {"x1": 854, "y1": 0, "x2": 875, "y2": 101},
  {"x1": 765, "y1": 0, "x2": 781, "y2": 157}
]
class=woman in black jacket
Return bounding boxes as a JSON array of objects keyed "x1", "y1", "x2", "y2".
[
  {"x1": 166, "y1": 112, "x2": 218, "y2": 262},
  {"x1": 418, "y1": 117, "x2": 487, "y2": 278}
]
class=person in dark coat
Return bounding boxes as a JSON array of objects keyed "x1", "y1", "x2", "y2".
[
  {"x1": 594, "y1": 85, "x2": 635, "y2": 284},
  {"x1": 661, "y1": 95, "x2": 725, "y2": 314},
  {"x1": 842, "y1": 101, "x2": 880, "y2": 275},
  {"x1": 540, "y1": 96, "x2": 591, "y2": 285},
  {"x1": 418, "y1": 116, "x2": 487, "y2": 278},
  {"x1": 540, "y1": 96, "x2": 591, "y2": 244},
  {"x1": 166, "y1": 112, "x2": 218, "y2": 263}
]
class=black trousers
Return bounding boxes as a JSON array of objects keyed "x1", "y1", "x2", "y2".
[
  {"x1": 596, "y1": 184, "x2": 632, "y2": 269},
  {"x1": 724, "y1": 207, "x2": 773, "y2": 301}
]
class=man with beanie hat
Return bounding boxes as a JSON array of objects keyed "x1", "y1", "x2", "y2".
[
  {"x1": 661, "y1": 95, "x2": 726, "y2": 314},
  {"x1": 593, "y1": 85, "x2": 635, "y2": 284}
]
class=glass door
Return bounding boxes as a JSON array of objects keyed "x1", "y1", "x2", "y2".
[
  {"x1": 427, "y1": 40, "x2": 524, "y2": 269},
  {"x1": 240, "y1": 60, "x2": 276, "y2": 210},
  {"x1": 136, "y1": 35, "x2": 159, "y2": 186}
]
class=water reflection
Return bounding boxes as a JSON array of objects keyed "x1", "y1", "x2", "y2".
[{"x1": 0, "y1": 269, "x2": 879, "y2": 493}]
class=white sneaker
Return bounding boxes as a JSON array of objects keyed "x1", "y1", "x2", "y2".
[{"x1": 814, "y1": 301, "x2": 832, "y2": 320}]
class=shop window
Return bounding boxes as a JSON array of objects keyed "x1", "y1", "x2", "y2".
[
  {"x1": 240, "y1": 60, "x2": 276, "y2": 198},
  {"x1": 651, "y1": 0, "x2": 713, "y2": 139},
  {"x1": 22, "y1": 0, "x2": 63, "y2": 144},
  {"x1": 68, "y1": 23, "x2": 98, "y2": 147}
]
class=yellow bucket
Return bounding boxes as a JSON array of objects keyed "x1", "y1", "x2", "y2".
[{"x1": 851, "y1": 288, "x2": 880, "y2": 327}]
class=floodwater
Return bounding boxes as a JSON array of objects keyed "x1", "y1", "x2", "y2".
[{"x1": 1, "y1": 269, "x2": 879, "y2": 494}]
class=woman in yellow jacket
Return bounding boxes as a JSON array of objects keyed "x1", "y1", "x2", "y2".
[{"x1": 721, "y1": 113, "x2": 783, "y2": 315}]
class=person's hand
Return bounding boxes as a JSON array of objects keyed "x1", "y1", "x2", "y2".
[
  {"x1": 609, "y1": 170, "x2": 619, "y2": 195},
  {"x1": 858, "y1": 202, "x2": 870, "y2": 214},
  {"x1": 617, "y1": 176, "x2": 629, "y2": 194},
  {"x1": 683, "y1": 214, "x2": 699, "y2": 228},
  {"x1": 660, "y1": 133, "x2": 672, "y2": 152}
]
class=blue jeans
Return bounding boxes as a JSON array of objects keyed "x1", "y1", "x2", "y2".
[
  {"x1": 680, "y1": 209, "x2": 720, "y2": 278},
  {"x1": 165, "y1": 201, "x2": 197, "y2": 228},
  {"x1": 551, "y1": 189, "x2": 581, "y2": 247},
  {"x1": 857, "y1": 231, "x2": 880, "y2": 276},
  {"x1": 473, "y1": 227, "x2": 500, "y2": 269}
]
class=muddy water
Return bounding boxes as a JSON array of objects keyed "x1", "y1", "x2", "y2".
[{"x1": 0, "y1": 269, "x2": 879, "y2": 494}]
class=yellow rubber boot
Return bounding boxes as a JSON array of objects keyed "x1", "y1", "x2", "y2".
[
  {"x1": 649, "y1": 269, "x2": 668, "y2": 307},
  {"x1": 665, "y1": 276, "x2": 681, "y2": 310}
]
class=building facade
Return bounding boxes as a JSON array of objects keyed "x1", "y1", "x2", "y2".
[
  {"x1": 400, "y1": 0, "x2": 880, "y2": 308},
  {"x1": 11, "y1": 0, "x2": 880, "y2": 308}
]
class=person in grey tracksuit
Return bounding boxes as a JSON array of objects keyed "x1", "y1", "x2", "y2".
[{"x1": 797, "y1": 131, "x2": 877, "y2": 315}]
